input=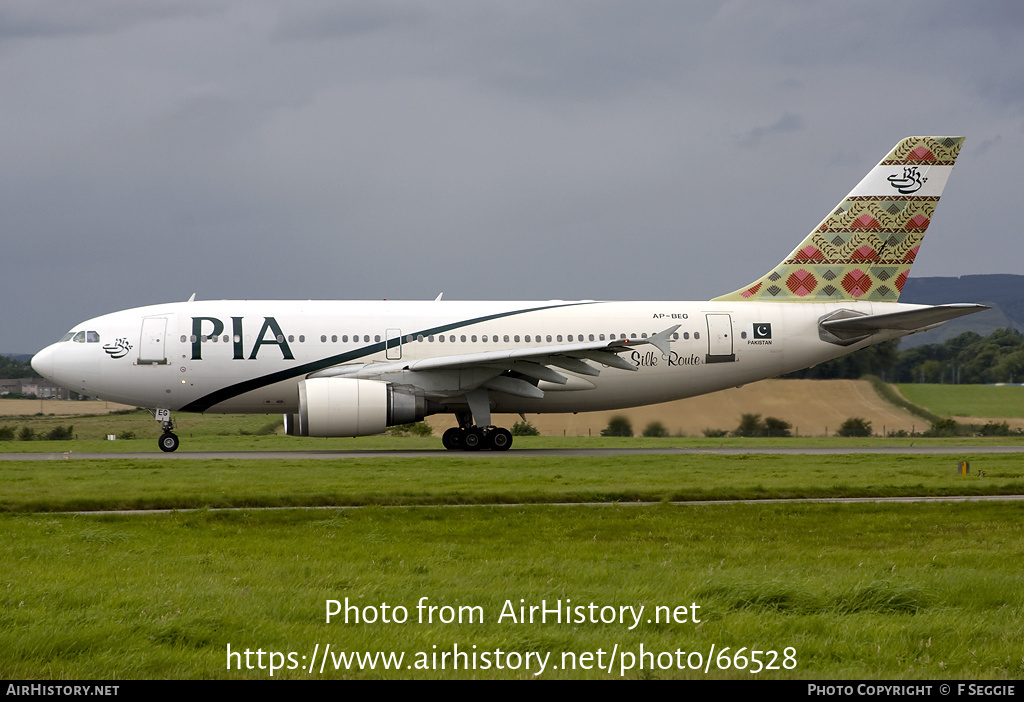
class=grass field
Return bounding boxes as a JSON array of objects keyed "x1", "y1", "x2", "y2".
[
  {"x1": 3, "y1": 501, "x2": 1024, "y2": 679},
  {"x1": 3, "y1": 391, "x2": 1024, "y2": 678},
  {"x1": 1, "y1": 452, "x2": 1023, "y2": 513},
  {"x1": 2, "y1": 449, "x2": 1024, "y2": 679},
  {"x1": 896, "y1": 384, "x2": 1024, "y2": 419}
]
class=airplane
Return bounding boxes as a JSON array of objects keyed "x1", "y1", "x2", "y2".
[{"x1": 31, "y1": 136, "x2": 986, "y2": 452}]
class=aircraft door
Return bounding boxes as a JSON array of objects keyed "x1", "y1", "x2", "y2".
[
  {"x1": 138, "y1": 317, "x2": 169, "y2": 365},
  {"x1": 705, "y1": 313, "x2": 736, "y2": 364},
  {"x1": 385, "y1": 328, "x2": 402, "y2": 360}
]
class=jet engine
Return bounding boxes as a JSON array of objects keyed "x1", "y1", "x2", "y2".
[{"x1": 284, "y1": 378, "x2": 428, "y2": 437}]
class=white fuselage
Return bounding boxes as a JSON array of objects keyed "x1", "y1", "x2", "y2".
[{"x1": 31, "y1": 298, "x2": 911, "y2": 417}]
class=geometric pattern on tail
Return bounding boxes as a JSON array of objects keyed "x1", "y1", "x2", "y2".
[{"x1": 713, "y1": 137, "x2": 964, "y2": 302}]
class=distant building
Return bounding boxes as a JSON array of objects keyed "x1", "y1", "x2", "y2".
[{"x1": 0, "y1": 378, "x2": 70, "y2": 400}]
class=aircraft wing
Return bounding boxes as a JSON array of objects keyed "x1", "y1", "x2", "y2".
[
  {"x1": 820, "y1": 304, "x2": 988, "y2": 343},
  {"x1": 307, "y1": 325, "x2": 680, "y2": 398}
]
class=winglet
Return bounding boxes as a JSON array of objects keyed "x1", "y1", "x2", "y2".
[{"x1": 647, "y1": 325, "x2": 680, "y2": 355}]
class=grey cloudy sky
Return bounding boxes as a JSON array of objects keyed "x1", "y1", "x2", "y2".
[{"x1": 4, "y1": 0, "x2": 1023, "y2": 353}]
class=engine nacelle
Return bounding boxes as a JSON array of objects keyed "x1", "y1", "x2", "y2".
[{"x1": 284, "y1": 378, "x2": 427, "y2": 437}]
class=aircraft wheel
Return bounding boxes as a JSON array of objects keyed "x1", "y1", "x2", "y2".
[
  {"x1": 488, "y1": 428, "x2": 513, "y2": 451},
  {"x1": 462, "y1": 428, "x2": 484, "y2": 451},
  {"x1": 442, "y1": 427, "x2": 463, "y2": 450},
  {"x1": 158, "y1": 432, "x2": 180, "y2": 453}
]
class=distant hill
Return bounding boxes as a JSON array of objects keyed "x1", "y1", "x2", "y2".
[{"x1": 900, "y1": 274, "x2": 1024, "y2": 347}]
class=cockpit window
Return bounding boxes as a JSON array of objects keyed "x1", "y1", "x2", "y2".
[
  {"x1": 73, "y1": 331, "x2": 85, "y2": 343},
  {"x1": 86, "y1": 331, "x2": 100, "y2": 343},
  {"x1": 60, "y1": 332, "x2": 75, "y2": 342}
]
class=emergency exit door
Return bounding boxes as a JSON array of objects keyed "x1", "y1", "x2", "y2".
[{"x1": 385, "y1": 328, "x2": 403, "y2": 360}]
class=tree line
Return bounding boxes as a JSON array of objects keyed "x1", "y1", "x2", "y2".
[
  {"x1": 785, "y1": 328, "x2": 1024, "y2": 384},
  {"x1": 0, "y1": 355, "x2": 38, "y2": 379}
]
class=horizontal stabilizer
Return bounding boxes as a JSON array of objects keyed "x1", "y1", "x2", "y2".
[{"x1": 820, "y1": 304, "x2": 988, "y2": 344}]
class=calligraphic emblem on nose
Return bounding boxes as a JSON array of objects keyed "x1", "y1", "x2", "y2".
[{"x1": 103, "y1": 338, "x2": 133, "y2": 359}]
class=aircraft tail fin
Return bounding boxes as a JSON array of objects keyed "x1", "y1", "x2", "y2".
[{"x1": 713, "y1": 136, "x2": 965, "y2": 303}]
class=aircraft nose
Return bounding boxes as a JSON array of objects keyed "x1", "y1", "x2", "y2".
[{"x1": 31, "y1": 345, "x2": 55, "y2": 380}]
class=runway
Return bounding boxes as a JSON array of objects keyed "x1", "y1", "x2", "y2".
[{"x1": 2, "y1": 445, "x2": 1022, "y2": 460}]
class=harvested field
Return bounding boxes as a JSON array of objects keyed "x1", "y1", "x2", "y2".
[
  {"x1": 424, "y1": 379, "x2": 928, "y2": 437},
  {"x1": 0, "y1": 399, "x2": 135, "y2": 416}
]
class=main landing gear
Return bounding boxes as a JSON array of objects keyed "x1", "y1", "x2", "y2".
[
  {"x1": 155, "y1": 408, "x2": 180, "y2": 453},
  {"x1": 442, "y1": 426, "x2": 513, "y2": 451}
]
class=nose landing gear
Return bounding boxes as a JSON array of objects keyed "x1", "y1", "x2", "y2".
[
  {"x1": 158, "y1": 431, "x2": 180, "y2": 453},
  {"x1": 154, "y1": 408, "x2": 179, "y2": 452}
]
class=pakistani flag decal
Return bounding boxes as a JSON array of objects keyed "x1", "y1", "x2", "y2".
[{"x1": 753, "y1": 323, "x2": 772, "y2": 340}]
